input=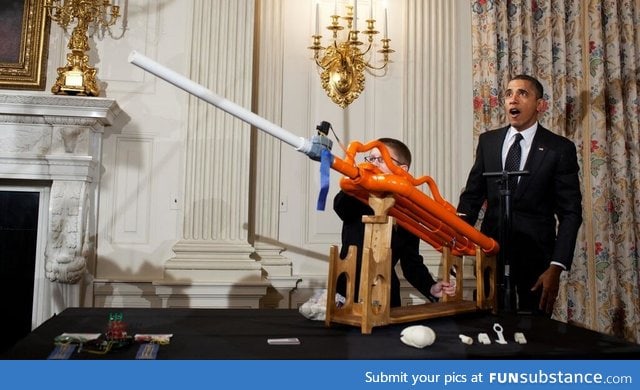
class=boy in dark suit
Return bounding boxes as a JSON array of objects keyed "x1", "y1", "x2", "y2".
[
  {"x1": 334, "y1": 138, "x2": 455, "y2": 307},
  {"x1": 457, "y1": 75, "x2": 583, "y2": 314}
]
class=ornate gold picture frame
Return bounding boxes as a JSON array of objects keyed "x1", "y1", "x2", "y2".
[{"x1": 0, "y1": 0, "x2": 51, "y2": 90}]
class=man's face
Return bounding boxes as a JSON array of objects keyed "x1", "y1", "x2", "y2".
[{"x1": 504, "y1": 79, "x2": 545, "y2": 131}]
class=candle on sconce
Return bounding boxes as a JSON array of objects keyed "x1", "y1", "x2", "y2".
[
  {"x1": 353, "y1": 0, "x2": 358, "y2": 31},
  {"x1": 370, "y1": 0, "x2": 373, "y2": 19},
  {"x1": 384, "y1": 8, "x2": 388, "y2": 38},
  {"x1": 334, "y1": 0, "x2": 337, "y2": 15},
  {"x1": 315, "y1": 2, "x2": 320, "y2": 35}
]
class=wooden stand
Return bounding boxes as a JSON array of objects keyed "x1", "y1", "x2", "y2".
[{"x1": 325, "y1": 194, "x2": 497, "y2": 334}]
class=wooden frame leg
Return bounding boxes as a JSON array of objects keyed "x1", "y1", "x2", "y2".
[
  {"x1": 475, "y1": 248, "x2": 497, "y2": 313},
  {"x1": 441, "y1": 246, "x2": 464, "y2": 303}
]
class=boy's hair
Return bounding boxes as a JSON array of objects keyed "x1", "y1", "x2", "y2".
[
  {"x1": 378, "y1": 137, "x2": 412, "y2": 167},
  {"x1": 511, "y1": 74, "x2": 544, "y2": 99}
]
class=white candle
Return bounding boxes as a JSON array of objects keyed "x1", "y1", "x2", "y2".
[
  {"x1": 370, "y1": 0, "x2": 373, "y2": 19},
  {"x1": 315, "y1": 3, "x2": 320, "y2": 35},
  {"x1": 353, "y1": 0, "x2": 357, "y2": 31},
  {"x1": 384, "y1": 8, "x2": 388, "y2": 38},
  {"x1": 334, "y1": 0, "x2": 337, "y2": 15}
]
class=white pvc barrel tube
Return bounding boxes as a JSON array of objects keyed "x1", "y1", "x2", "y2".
[{"x1": 128, "y1": 50, "x2": 312, "y2": 154}]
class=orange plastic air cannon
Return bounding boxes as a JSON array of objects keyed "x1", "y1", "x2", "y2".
[
  {"x1": 325, "y1": 139, "x2": 499, "y2": 333},
  {"x1": 330, "y1": 139, "x2": 499, "y2": 256}
]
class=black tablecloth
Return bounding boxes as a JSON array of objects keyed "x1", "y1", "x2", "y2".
[{"x1": 2, "y1": 307, "x2": 639, "y2": 359}]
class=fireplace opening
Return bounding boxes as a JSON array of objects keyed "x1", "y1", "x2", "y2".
[{"x1": 0, "y1": 190, "x2": 39, "y2": 353}]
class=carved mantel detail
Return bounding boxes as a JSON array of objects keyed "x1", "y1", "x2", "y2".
[{"x1": 0, "y1": 93, "x2": 120, "y2": 286}]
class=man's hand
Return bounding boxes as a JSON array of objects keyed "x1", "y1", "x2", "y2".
[{"x1": 531, "y1": 264, "x2": 563, "y2": 313}]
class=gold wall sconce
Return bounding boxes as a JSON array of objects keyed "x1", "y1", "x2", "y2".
[
  {"x1": 308, "y1": 1, "x2": 394, "y2": 108},
  {"x1": 44, "y1": 0, "x2": 122, "y2": 96}
]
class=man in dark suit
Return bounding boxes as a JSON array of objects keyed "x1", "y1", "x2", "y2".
[{"x1": 457, "y1": 75, "x2": 582, "y2": 314}]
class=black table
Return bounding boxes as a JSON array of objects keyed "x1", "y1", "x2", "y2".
[{"x1": 2, "y1": 307, "x2": 639, "y2": 359}]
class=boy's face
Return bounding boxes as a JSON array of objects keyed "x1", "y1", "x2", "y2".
[
  {"x1": 366, "y1": 147, "x2": 408, "y2": 174},
  {"x1": 504, "y1": 79, "x2": 545, "y2": 131}
]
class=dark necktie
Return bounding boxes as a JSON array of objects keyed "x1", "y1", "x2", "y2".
[{"x1": 504, "y1": 133, "x2": 523, "y2": 191}]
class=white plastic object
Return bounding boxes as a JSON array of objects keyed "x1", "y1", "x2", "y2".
[
  {"x1": 478, "y1": 333, "x2": 491, "y2": 344},
  {"x1": 400, "y1": 325, "x2": 436, "y2": 348},
  {"x1": 458, "y1": 334, "x2": 473, "y2": 345},
  {"x1": 493, "y1": 323, "x2": 508, "y2": 344},
  {"x1": 514, "y1": 332, "x2": 527, "y2": 344}
]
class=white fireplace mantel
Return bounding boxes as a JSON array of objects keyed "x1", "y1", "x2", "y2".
[{"x1": 0, "y1": 93, "x2": 120, "y2": 328}]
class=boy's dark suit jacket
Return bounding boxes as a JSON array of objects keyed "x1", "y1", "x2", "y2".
[
  {"x1": 457, "y1": 125, "x2": 582, "y2": 294},
  {"x1": 334, "y1": 191, "x2": 437, "y2": 307}
]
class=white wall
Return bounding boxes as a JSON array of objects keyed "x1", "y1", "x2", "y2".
[{"x1": 86, "y1": 0, "x2": 190, "y2": 281}]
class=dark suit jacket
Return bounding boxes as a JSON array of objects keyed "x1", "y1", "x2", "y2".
[
  {"x1": 457, "y1": 125, "x2": 582, "y2": 273},
  {"x1": 333, "y1": 191, "x2": 437, "y2": 307}
]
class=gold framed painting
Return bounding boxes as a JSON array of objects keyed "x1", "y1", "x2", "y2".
[{"x1": 0, "y1": 0, "x2": 51, "y2": 90}]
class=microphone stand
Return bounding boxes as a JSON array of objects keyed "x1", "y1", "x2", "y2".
[{"x1": 483, "y1": 169, "x2": 528, "y2": 313}]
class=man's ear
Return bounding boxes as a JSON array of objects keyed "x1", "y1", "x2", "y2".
[
  {"x1": 401, "y1": 164, "x2": 409, "y2": 172},
  {"x1": 537, "y1": 98, "x2": 549, "y2": 113}
]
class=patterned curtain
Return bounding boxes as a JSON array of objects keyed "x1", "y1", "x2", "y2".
[{"x1": 470, "y1": 0, "x2": 640, "y2": 343}]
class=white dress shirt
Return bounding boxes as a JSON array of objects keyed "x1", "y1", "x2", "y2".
[{"x1": 501, "y1": 123, "x2": 537, "y2": 170}]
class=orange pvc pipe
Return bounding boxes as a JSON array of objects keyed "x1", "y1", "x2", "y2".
[
  {"x1": 345, "y1": 187, "x2": 474, "y2": 255},
  {"x1": 329, "y1": 140, "x2": 499, "y2": 256}
]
